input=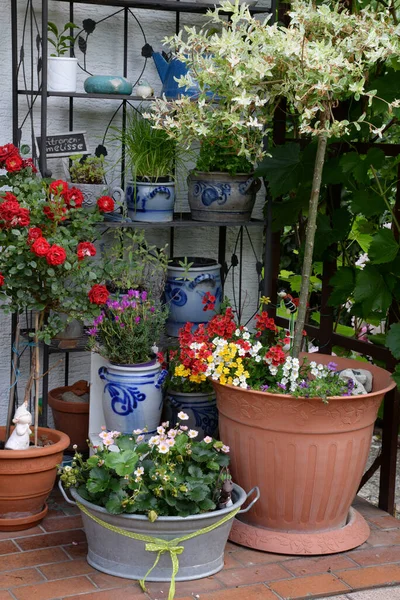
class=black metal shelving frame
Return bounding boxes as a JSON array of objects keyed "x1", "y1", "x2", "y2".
[{"x1": 10, "y1": 0, "x2": 275, "y2": 426}]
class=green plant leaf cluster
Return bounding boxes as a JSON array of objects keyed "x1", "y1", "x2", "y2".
[{"x1": 48, "y1": 21, "x2": 78, "y2": 57}]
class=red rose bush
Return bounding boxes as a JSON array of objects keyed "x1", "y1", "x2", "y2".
[{"x1": 0, "y1": 143, "x2": 110, "y2": 342}]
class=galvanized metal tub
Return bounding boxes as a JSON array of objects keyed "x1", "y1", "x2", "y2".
[{"x1": 63, "y1": 483, "x2": 258, "y2": 581}]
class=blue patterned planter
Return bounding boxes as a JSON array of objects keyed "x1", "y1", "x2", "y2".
[
  {"x1": 98, "y1": 360, "x2": 167, "y2": 435},
  {"x1": 188, "y1": 171, "x2": 261, "y2": 222},
  {"x1": 164, "y1": 390, "x2": 218, "y2": 440},
  {"x1": 164, "y1": 258, "x2": 222, "y2": 337},
  {"x1": 125, "y1": 180, "x2": 175, "y2": 223}
]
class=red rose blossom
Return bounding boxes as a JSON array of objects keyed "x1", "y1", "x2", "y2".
[
  {"x1": 27, "y1": 227, "x2": 43, "y2": 244},
  {"x1": 31, "y1": 237, "x2": 51, "y2": 257},
  {"x1": 13, "y1": 208, "x2": 30, "y2": 227},
  {"x1": 88, "y1": 284, "x2": 109, "y2": 305},
  {"x1": 22, "y1": 158, "x2": 38, "y2": 173},
  {"x1": 0, "y1": 199, "x2": 21, "y2": 222},
  {"x1": 5, "y1": 154, "x2": 23, "y2": 172},
  {"x1": 0, "y1": 272, "x2": 4, "y2": 286},
  {"x1": 0, "y1": 144, "x2": 19, "y2": 165},
  {"x1": 43, "y1": 205, "x2": 67, "y2": 221},
  {"x1": 64, "y1": 187, "x2": 84, "y2": 209},
  {"x1": 46, "y1": 244, "x2": 67, "y2": 266},
  {"x1": 97, "y1": 196, "x2": 115, "y2": 213},
  {"x1": 77, "y1": 241, "x2": 97, "y2": 261},
  {"x1": 49, "y1": 180, "x2": 68, "y2": 196}
]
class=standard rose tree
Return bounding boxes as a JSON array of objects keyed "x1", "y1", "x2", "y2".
[{"x1": 0, "y1": 143, "x2": 114, "y2": 445}]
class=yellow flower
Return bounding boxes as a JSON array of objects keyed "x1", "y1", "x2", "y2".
[
  {"x1": 260, "y1": 296, "x2": 271, "y2": 306},
  {"x1": 174, "y1": 364, "x2": 190, "y2": 378}
]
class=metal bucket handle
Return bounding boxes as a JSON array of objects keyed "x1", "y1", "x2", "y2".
[
  {"x1": 188, "y1": 274, "x2": 216, "y2": 289},
  {"x1": 58, "y1": 480, "x2": 77, "y2": 506},
  {"x1": 238, "y1": 486, "x2": 260, "y2": 514}
]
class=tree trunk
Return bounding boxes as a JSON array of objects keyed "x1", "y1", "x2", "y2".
[{"x1": 292, "y1": 122, "x2": 328, "y2": 357}]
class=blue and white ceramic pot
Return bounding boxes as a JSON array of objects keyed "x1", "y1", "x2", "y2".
[
  {"x1": 164, "y1": 390, "x2": 218, "y2": 440},
  {"x1": 125, "y1": 179, "x2": 175, "y2": 223},
  {"x1": 164, "y1": 257, "x2": 222, "y2": 337},
  {"x1": 188, "y1": 171, "x2": 261, "y2": 223},
  {"x1": 98, "y1": 360, "x2": 167, "y2": 435}
]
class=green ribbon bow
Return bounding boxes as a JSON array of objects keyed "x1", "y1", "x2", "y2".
[{"x1": 77, "y1": 501, "x2": 240, "y2": 600}]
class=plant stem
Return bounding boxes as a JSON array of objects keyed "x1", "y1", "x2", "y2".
[
  {"x1": 292, "y1": 115, "x2": 328, "y2": 357},
  {"x1": 370, "y1": 165, "x2": 400, "y2": 235},
  {"x1": 6, "y1": 318, "x2": 20, "y2": 442},
  {"x1": 34, "y1": 312, "x2": 40, "y2": 447}
]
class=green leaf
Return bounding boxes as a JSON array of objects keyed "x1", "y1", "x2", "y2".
[
  {"x1": 392, "y1": 364, "x2": 400, "y2": 389},
  {"x1": 328, "y1": 267, "x2": 356, "y2": 306},
  {"x1": 349, "y1": 218, "x2": 373, "y2": 252},
  {"x1": 255, "y1": 143, "x2": 301, "y2": 197},
  {"x1": 354, "y1": 264, "x2": 393, "y2": 315},
  {"x1": 188, "y1": 465, "x2": 203, "y2": 478},
  {"x1": 368, "y1": 229, "x2": 399, "y2": 265},
  {"x1": 105, "y1": 491, "x2": 127, "y2": 514},
  {"x1": 87, "y1": 467, "x2": 110, "y2": 493},
  {"x1": 386, "y1": 323, "x2": 400, "y2": 360},
  {"x1": 340, "y1": 152, "x2": 369, "y2": 185},
  {"x1": 104, "y1": 449, "x2": 138, "y2": 476},
  {"x1": 64, "y1": 262, "x2": 72, "y2": 271},
  {"x1": 187, "y1": 485, "x2": 209, "y2": 502},
  {"x1": 198, "y1": 498, "x2": 216, "y2": 512},
  {"x1": 47, "y1": 268, "x2": 56, "y2": 277},
  {"x1": 350, "y1": 189, "x2": 386, "y2": 217},
  {"x1": 116, "y1": 436, "x2": 136, "y2": 451}
]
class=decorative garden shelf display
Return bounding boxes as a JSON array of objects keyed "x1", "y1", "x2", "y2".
[{"x1": 58, "y1": 418, "x2": 259, "y2": 599}]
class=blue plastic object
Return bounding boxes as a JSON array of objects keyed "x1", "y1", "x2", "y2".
[{"x1": 84, "y1": 75, "x2": 132, "y2": 95}]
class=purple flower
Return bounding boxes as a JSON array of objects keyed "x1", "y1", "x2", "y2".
[
  {"x1": 120, "y1": 323, "x2": 125, "y2": 328},
  {"x1": 135, "y1": 316, "x2": 141, "y2": 324},
  {"x1": 277, "y1": 382, "x2": 286, "y2": 390},
  {"x1": 88, "y1": 327, "x2": 98, "y2": 336},
  {"x1": 347, "y1": 378, "x2": 355, "y2": 391},
  {"x1": 128, "y1": 290, "x2": 140, "y2": 298},
  {"x1": 121, "y1": 300, "x2": 130, "y2": 309},
  {"x1": 131, "y1": 301, "x2": 137, "y2": 309},
  {"x1": 327, "y1": 361, "x2": 337, "y2": 372},
  {"x1": 115, "y1": 315, "x2": 120, "y2": 322},
  {"x1": 112, "y1": 301, "x2": 120, "y2": 310},
  {"x1": 141, "y1": 290, "x2": 148, "y2": 301},
  {"x1": 299, "y1": 380, "x2": 309, "y2": 388},
  {"x1": 260, "y1": 384, "x2": 269, "y2": 392},
  {"x1": 150, "y1": 306, "x2": 155, "y2": 313}
]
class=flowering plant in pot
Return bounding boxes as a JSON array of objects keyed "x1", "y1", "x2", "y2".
[
  {"x1": 162, "y1": 321, "x2": 218, "y2": 440},
  {"x1": 0, "y1": 143, "x2": 114, "y2": 530},
  {"x1": 58, "y1": 414, "x2": 258, "y2": 596},
  {"x1": 87, "y1": 290, "x2": 169, "y2": 435},
  {"x1": 47, "y1": 20, "x2": 78, "y2": 93}
]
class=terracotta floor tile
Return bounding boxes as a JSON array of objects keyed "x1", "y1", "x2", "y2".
[
  {"x1": 233, "y1": 548, "x2": 293, "y2": 567},
  {"x1": 0, "y1": 527, "x2": 44, "y2": 541},
  {"x1": 179, "y1": 584, "x2": 277, "y2": 600},
  {"x1": 337, "y1": 564, "x2": 400, "y2": 589},
  {"x1": 216, "y1": 562, "x2": 289, "y2": 587},
  {"x1": 365, "y1": 530, "x2": 400, "y2": 547},
  {"x1": 63, "y1": 543, "x2": 88, "y2": 560},
  {"x1": 0, "y1": 547, "x2": 69, "y2": 572},
  {"x1": 285, "y1": 555, "x2": 356, "y2": 577},
  {"x1": 349, "y1": 545, "x2": 400, "y2": 567},
  {"x1": 147, "y1": 575, "x2": 224, "y2": 598},
  {"x1": 368, "y1": 516, "x2": 400, "y2": 530},
  {"x1": 16, "y1": 530, "x2": 86, "y2": 551},
  {"x1": 39, "y1": 559, "x2": 96, "y2": 580},
  {"x1": 223, "y1": 552, "x2": 241, "y2": 569},
  {"x1": 270, "y1": 573, "x2": 348, "y2": 599},
  {"x1": 41, "y1": 516, "x2": 83, "y2": 533},
  {"x1": 0, "y1": 540, "x2": 20, "y2": 555},
  {"x1": 0, "y1": 592, "x2": 14, "y2": 600},
  {"x1": 64, "y1": 588, "x2": 145, "y2": 600},
  {"x1": 0, "y1": 568, "x2": 45, "y2": 589},
  {"x1": 87, "y1": 573, "x2": 139, "y2": 589},
  {"x1": 12, "y1": 575, "x2": 96, "y2": 600}
]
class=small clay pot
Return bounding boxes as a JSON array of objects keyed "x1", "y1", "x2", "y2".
[{"x1": 48, "y1": 380, "x2": 89, "y2": 452}]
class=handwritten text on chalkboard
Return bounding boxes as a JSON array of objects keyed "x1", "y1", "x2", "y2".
[{"x1": 36, "y1": 132, "x2": 89, "y2": 158}]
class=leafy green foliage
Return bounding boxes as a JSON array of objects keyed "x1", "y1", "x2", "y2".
[
  {"x1": 354, "y1": 265, "x2": 393, "y2": 315},
  {"x1": 328, "y1": 268, "x2": 356, "y2": 307},
  {"x1": 59, "y1": 420, "x2": 231, "y2": 519},
  {"x1": 385, "y1": 324, "x2": 400, "y2": 360},
  {"x1": 69, "y1": 155, "x2": 105, "y2": 185},
  {"x1": 368, "y1": 229, "x2": 399, "y2": 264},
  {"x1": 47, "y1": 21, "x2": 78, "y2": 57},
  {"x1": 196, "y1": 136, "x2": 252, "y2": 175}
]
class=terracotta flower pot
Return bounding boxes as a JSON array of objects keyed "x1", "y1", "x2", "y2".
[
  {"x1": 48, "y1": 380, "x2": 90, "y2": 452},
  {"x1": 0, "y1": 427, "x2": 70, "y2": 531},
  {"x1": 214, "y1": 353, "x2": 396, "y2": 555}
]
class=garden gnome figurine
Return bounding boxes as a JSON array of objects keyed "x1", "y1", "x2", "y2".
[{"x1": 5, "y1": 402, "x2": 32, "y2": 450}]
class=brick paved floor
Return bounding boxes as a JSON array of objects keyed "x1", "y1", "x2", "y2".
[{"x1": 2, "y1": 490, "x2": 400, "y2": 600}]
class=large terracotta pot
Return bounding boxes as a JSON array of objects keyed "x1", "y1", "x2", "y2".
[
  {"x1": 48, "y1": 380, "x2": 89, "y2": 452},
  {"x1": 214, "y1": 353, "x2": 396, "y2": 555},
  {"x1": 0, "y1": 427, "x2": 70, "y2": 531}
]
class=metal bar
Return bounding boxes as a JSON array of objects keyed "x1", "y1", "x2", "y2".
[
  {"x1": 169, "y1": 228, "x2": 174, "y2": 258},
  {"x1": 40, "y1": 0, "x2": 49, "y2": 177},
  {"x1": 263, "y1": 193, "x2": 273, "y2": 299},
  {"x1": 64, "y1": 352, "x2": 70, "y2": 387},
  {"x1": 238, "y1": 226, "x2": 244, "y2": 322},
  {"x1": 69, "y1": 2, "x2": 74, "y2": 133},
  {"x1": 218, "y1": 226, "x2": 227, "y2": 293},
  {"x1": 17, "y1": 90, "x2": 159, "y2": 100},
  {"x1": 11, "y1": 0, "x2": 19, "y2": 145},
  {"x1": 97, "y1": 215, "x2": 265, "y2": 229},
  {"x1": 379, "y1": 388, "x2": 399, "y2": 514},
  {"x1": 358, "y1": 453, "x2": 382, "y2": 492},
  {"x1": 121, "y1": 8, "x2": 129, "y2": 189},
  {"x1": 54, "y1": 0, "x2": 271, "y2": 14}
]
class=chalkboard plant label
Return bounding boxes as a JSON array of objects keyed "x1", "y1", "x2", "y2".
[{"x1": 36, "y1": 132, "x2": 89, "y2": 158}]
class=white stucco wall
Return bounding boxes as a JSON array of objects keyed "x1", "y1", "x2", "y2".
[{"x1": 0, "y1": 0, "x2": 268, "y2": 425}]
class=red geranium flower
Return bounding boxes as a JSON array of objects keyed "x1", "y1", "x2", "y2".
[
  {"x1": 255, "y1": 311, "x2": 278, "y2": 332},
  {"x1": 202, "y1": 291, "x2": 216, "y2": 312},
  {"x1": 49, "y1": 180, "x2": 68, "y2": 196},
  {"x1": 31, "y1": 237, "x2": 51, "y2": 257},
  {"x1": 0, "y1": 272, "x2": 4, "y2": 286},
  {"x1": 1, "y1": 192, "x2": 18, "y2": 203},
  {"x1": 46, "y1": 245, "x2": 67, "y2": 266},
  {"x1": 97, "y1": 196, "x2": 115, "y2": 213},
  {"x1": 27, "y1": 227, "x2": 43, "y2": 244},
  {"x1": 0, "y1": 144, "x2": 19, "y2": 165},
  {"x1": 77, "y1": 241, "x2": 96, "y2": 261},
  {"x1": 265, "y1": 345, "x2": 286, "y2": 366},
  {"x1": 5, "y1": 154, "x2": 23, "y2": 172},
  {"x1": 207, "y1": 308, "x2": 237, "y2": 339},
  {"x1": 88, "y1": 284, "x2": 109, "y2": 305},
  {"x1": 64, "y1": 187, "x2": 84, "y2": 209}
]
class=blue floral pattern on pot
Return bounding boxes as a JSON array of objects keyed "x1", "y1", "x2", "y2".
[
  {"x1": 164, "y1": 391, "x2": 218, "y2": 440},
  {"x1": 99, "y1": 361, "x2": 167, "y2": 434},
  {"x1": 125, "y1": 180, "x2": 175, "y2": 223},
  {"x1": 193, "y1": 181, "x2": 231, "y2": 207},
  {"x1": 164, "y1": 260, "x2": 222, "y2": 337}
]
